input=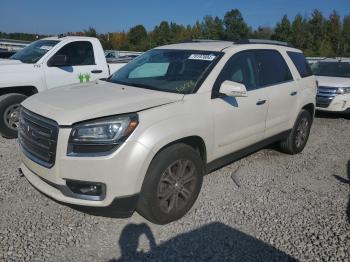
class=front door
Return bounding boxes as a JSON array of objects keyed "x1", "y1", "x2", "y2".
[
  {"x1": 44, "y1": 41, "x2": 103, "y2": 89},
  {"x1": 211, "y1": 50, "x2": 268, "y2": 159}
]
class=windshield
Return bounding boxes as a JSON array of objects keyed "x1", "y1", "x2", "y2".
[
  {"x1": 109, "y1": 49, "x2": 221, "y2": 94},
  {"x1": 311, "y1": 61, "x2": 350, "y2": 78},
  {"x1": 10, "y1": 40, "x2": 60, "y2": 63}
]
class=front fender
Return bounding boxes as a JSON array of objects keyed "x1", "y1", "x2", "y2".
[
  {"x1": 136, "y1": 113, "x2": 213, "y2": 161},
  {"x1": 0, "y1": 64, "x2": 45, "y2": 91}
]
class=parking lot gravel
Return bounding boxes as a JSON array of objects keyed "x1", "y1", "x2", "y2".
[{"x1": 0, "y1": 113, "x2": 349, "y2": 262}]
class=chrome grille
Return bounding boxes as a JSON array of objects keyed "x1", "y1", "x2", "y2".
[
  {"x1": 18, "y1": 108, "x2": 59, "y2": 168},
  {"x1": 316, "y1": 86, "x2": 337, "y2": 108}
]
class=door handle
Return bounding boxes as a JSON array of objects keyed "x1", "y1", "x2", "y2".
[
  {"x1": 91, "y1": 69, "x2": 103, "y2": 74},
  {"x1": 290, "y1": 91, "x2": 298, "y2": 96},
  {"x1": 256, "y1": 99, "x2": 266, "y2": 106}
]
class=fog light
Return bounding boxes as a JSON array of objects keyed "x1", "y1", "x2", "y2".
[{"x1": 66, "y1": 180, "x2": 105, "y2": 197}]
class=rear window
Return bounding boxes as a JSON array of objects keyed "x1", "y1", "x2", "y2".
[
  {"x1": 287, "y1": 51, "x2": 312, "y2": 78},
  {"x1": 255, "y1": 50, "x2": 293, "y2": 86}
]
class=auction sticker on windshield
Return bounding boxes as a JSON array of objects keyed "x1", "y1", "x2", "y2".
[{"x1": 188, "y1": 54, "x2": 216, "y2": 61}]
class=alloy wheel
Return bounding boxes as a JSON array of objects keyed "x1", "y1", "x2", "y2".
[
  {"x1": 157, "y1": 159, "x2": 197, "y2": 214},
  {"x1": 295, "y1": 117, "x2": 309, "y2": 148}
]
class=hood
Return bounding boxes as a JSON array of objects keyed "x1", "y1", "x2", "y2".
[
  {"x1": 0, "y1": 61, "x2": 41, "y2": 88},
  {"x1": 316, "y1": 76, "x2": 350, "y2": 88},
  {"x1": 0, "y1": 59, "x2": 34, "y2": 75},
  {"x1": 22, "y1": 80, "x2": 184, "y2": 125},
  {"x1": 0, "y1": 58, "x2": 23, "y2": 66}
]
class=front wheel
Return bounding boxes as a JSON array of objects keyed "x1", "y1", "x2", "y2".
[
  {"x1": 137, "y1": 143, "x2": 205, "y2": 224},
  {"x1": 279, "y1": 109, "x2": 312, "y2": 154},
  {"x1": 0, "y1": 93, "x2": 28, "y2": 139}
]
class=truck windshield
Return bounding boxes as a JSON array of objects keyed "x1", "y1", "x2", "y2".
[
  {"x1": 311, "y1": 61, "x2": 350, "y2": 78},
  {"x1": 109, "y1": 49, "x2": 221, "y2": 94},
  {"x1": 10, "y1": 40, "x2": 60, "y2": 63}
]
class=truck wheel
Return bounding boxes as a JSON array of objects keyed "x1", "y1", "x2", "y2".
[
  {"x1": 280, "y1": 109, "x2": 312, "y2": 155},
  {"x1": 0, "y1": 93, "x2": 27, "y2": 139},
  {"x1": 137, "y1": 143, "x2": 204, "y2": 224}
]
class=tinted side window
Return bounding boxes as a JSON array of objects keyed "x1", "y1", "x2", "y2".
[
  {"x1": 55, "y1": 41, "x2": 95, "y2": 66},
  {"x1": 255, "y1": 50, "x2": 293, "y2": 86},
  {"x1": 287, "y1": 51, "x2": 312, "y2": 78},
  {"x1": 215, "y1": 51, "x2": 258, "y2": 92}
]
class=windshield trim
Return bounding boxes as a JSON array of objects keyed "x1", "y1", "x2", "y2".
[{"x1": 109, "y1": 49, "x2": 224, "y2": 94}]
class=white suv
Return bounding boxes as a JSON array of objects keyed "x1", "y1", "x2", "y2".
[
  {"x1": 311, "y1": 58, "x2": 350, "y2": 115},
  {"x1": 18, "y1": 40, "x2": 316, "y2": 224}
]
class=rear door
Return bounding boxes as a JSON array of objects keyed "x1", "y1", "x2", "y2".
[
  {"x1": 44, "y1": 41, "x2": 104, "y2": 89},
  {"x1": 255, "y1": 49, "x2": 297, "y2": 137},
  {"x1": 211, "y1": 50, "x2": 268, "y2": 158}
]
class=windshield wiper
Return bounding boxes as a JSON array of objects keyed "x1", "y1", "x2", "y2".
[{"x1": 110, "y1": 79, "x2": 166, "y2": 92}]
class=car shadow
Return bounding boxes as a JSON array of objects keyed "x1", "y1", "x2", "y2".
[
  {"x1": 333, "y1": 160, "x2": 350, "y2": 224},
  {"x1": 108, "y1": 222, "x2": 296, "y2": 262},
  {"x1": 315, "y1": 111, "x2": 349, "y2": 119}
]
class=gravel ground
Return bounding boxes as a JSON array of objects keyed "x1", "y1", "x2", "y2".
[{"x1": 0, "y1": 113, "x2": 349, "y2": 262}]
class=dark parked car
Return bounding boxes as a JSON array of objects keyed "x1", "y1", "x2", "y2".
[{"x1": 0, "y1": 50, "x2": 16, "y2": 59}]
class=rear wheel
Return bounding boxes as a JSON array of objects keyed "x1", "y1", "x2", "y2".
[
  {"x1": 137, "y1": 143, "x2": 204, "y2": 224},
  {"x1": 280, "y1": 109, "x2": 312, "y2": 154},
  {"x1": 0, "y1": 93, "x2": 27, "y2": 139}
]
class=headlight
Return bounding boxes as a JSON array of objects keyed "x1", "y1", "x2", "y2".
[
  {"x1": 68, "y1": 114, "x2": 138, "y2": 155},
  {"x1": 336, "y1": 87, "x2": 350, "y2": 94}
]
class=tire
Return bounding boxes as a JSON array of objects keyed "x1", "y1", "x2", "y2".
[
  {"x1": 0, "y1": 93, "x2": 27, "y2": 139},
  {"x1": 280, "y1": 109, "x2": 312, "y2": 155},
  {"x1": 137, "y1": 143, "x2": 205, "y2": 225}
]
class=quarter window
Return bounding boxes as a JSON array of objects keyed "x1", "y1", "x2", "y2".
[
  {"x1": 53, "y1": 41, "x2": 95, "y2": 66},
  {"x1": 255, "y1": 50, "x2": 293, "y2": 86},
  {"x1": 287, "y1": 51, "x2": 312, "y2": 78}
]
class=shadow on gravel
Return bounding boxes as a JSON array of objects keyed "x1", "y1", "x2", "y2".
[
  {"x1": 334, "y1": 160, "x2": 350, "y2": 224},
  {"x1": 108, "y1": 222, "x2": 296, "y2": 262}
]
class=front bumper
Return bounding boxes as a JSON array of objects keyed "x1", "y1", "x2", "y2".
[
  {"x1": 316, "y1": 93, "x2": 350, "y2": 112},
  {"x1": 21, "y1": 164, "x2": 139, "y2": 216},
  {"x1": 20, "y1": 128, "x2": 154, "y2": 207}
]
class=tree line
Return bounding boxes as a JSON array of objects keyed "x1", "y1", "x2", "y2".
[{"x1": 1, "y1": 9, "x2": 349, "y2": 56}]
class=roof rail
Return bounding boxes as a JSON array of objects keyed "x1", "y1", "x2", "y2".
[
  {"x1": 235, "y1": 39, "x2": 293, "y2": 47},
  {"x1": 177, "y1": 39, "x2": 227, "y2": 44}
]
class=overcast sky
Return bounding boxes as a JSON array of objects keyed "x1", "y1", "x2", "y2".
[{"x1": 0, "y1": 0, "x2": 349, "y2": 34}]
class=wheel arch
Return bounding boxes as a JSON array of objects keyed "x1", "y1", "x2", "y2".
[
  {"x1": 302, "y1": 103, "x2": 315, "y2": 122},
  {"x1": 154, "y1": 136, "x2": 207, "y2": 164},
  {"x1": 0, "y1": 86, "x2": 38, "y2": 97}
]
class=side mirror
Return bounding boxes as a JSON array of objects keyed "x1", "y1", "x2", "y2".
[
  {"x1": 48, "y1": 54, "x2": 68, "y2": 67},
  {"x1": 219, "y1": 80, "x2": 248, "y2": 97}
]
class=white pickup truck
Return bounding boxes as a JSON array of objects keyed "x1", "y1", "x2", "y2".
[{"x1": 0, "y1": 36, "x2": 129, "y2": 138}]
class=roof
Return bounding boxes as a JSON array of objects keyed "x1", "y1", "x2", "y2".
[
  {"x1": 155, "y1": 41, "x2": 233, "y2": 52},
  {"x1": 42, "y1": 36, "x2": 98, "y2": 41},
  {"x1": 155, "y1": 40, "x2": 300, "y2": 53}
]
